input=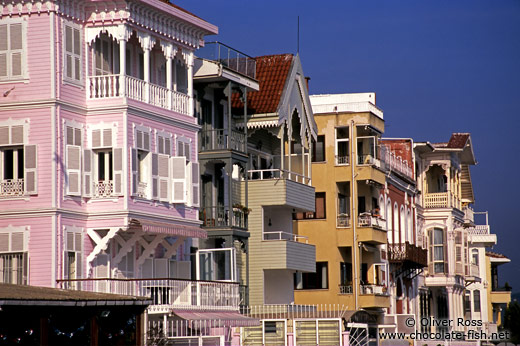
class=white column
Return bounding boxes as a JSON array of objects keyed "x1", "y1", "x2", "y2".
[
  {"x1": 119, "y1": 39, "x2": 126, "y2": 96},
  {"x1": 143, "y1": 47, "x2": 150, "y2": 103},
  {"x1": 166, "y1": 56, "x2": 172, "y2": 109},
  {"x1": 187, "y1": 54, "x2": 194, "y2": 116}
]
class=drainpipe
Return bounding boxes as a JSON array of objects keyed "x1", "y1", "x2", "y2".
[
  {"x1": 243, "y1": 85, "x2": 249, "y2": 306},
  {"x1": 351, "y1": 120, "x2": 359, "y2": 310}
]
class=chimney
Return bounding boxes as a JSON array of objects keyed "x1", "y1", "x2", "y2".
[{"x1": 304, "y1": 76, "x2": 311, "y2": 91}]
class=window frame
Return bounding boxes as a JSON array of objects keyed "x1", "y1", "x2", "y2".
[
  {"x1": 295, "y1": 261, "x2": 329, "y2": 290},
  {"x1": 432, "y1": 228, "x2": 445, "y2": 274},
  {"x1": 335, "y1": 127, "x2": 349, "y2": 165}
]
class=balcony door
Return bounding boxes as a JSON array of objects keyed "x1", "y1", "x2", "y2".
[{"x1": 94, "y1": 35, "x2": 119, "y2": 76}]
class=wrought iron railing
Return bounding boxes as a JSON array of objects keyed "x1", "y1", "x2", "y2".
[
  {"x1": 200, "y1": 129, "x2": 246, "y2": 152},
  {"x1": 339, "y1": 284, "x2": 353, "y2": 294},
  {"x1": 196, "y1": 42, "x2": 256, "y2": 79},
  {"x1": 200, "y1": 206, "x2": 247, "y2": 229},
  {"x1": 337, "y1": 213, "x2": 350, "y2": 227},
  {"x1": 387, "y1": 242, "x2": 427, "y2": 267}
]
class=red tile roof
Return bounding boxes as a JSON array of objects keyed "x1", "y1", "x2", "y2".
[
  {"x1": 233, "y1": 54, "x2": 294, "y2": 114},
  {"x1": 157, "y1": 0, "x2": 203, "y2": 20},
  {"x1": 486, "y1": 251, "x2": 509, "y2": 259},
  {"x1": 447, "y1": 133, "x2": 470, "y2": 149}
]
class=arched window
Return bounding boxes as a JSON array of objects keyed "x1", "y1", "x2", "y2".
[
  {"x1": 387, "y1": 199, "x2": 393, "y2": 243},
  {"x1": 400, "y1": 205, "x2": 406, "y2": 243},
  {"x1": 407, "y1": 208, "x2": 413, "y2": 244},
  {"x1": 393, "y1": 203, "x2": 399, "y2": 243}
]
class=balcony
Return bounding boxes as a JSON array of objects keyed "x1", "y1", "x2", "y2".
[
  {"x1": 196, "y1": 42, "x2": 256, "y2": 79},
  {"x1": 490, "y1": 287, "x2": 511, "y2": 304},
  {"x1": 0, "y1": 179, "x2": 24, "y2": 197},
  {"x1": 388, "y1": 242, "x2": 427, "y2": 267},
  {"x1": 260, "y1": 232, "x2": 315, "y2": 272},
  {"x1": 359, "y1": 284, "x2": 390, "y2": 308},
  {"x1": 357, "y1": 154, "x2": 381, "y2": 168},
  {"x1": 357, "y1": 213, "x2": 387, "y2": 244},
  {"x1": 200, "y1": 129, "x2": 246, "y2": 153},
  {"x1": 200, "y1": 206, "x2": 248, "y2": 229},
  {"x1": 57, "y1": 278, "x2": 240, "y2": 312},
  {"x1": 380, "y1": 146, "x2": 413, "y2": 179},
  {"x1": 424, "y1": 192, "x2": 462, "y2": 209},
  {"x1": 263, "y1": 231, "x2": 308, "y2": 243},
  {"x1": 88, "y1": 75, "x2": 190, "y2": 116},
  {"x1": 467, "y1": 224, "x2": 496, "y2": 245},
  {"x1": 94, "y1": 180, "x2": 114, "y2": 198}
]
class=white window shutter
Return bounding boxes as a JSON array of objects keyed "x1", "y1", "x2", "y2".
[
  {"x1": 177, "y1": 140, "x2": 184, "y2": 157},
  {"x1": 83, "y1": 149, "x2": 92, "y2": 197},
  {"x1": 112, "y1": 148, "x2": 123, "y2": 196},
  {"x1": 0, "y1": 126, "x2": 9, "y2": 145},
  {"x1": 24, "y1": 144, "x2": 37, "y2": 195},
  {"x1": 158, "y1": 154, "x2": 170, "y2": 202},
  {"x1": 151, "y1": 153, "x2": 159, "y2": 200},
  {"x1": 131, "y1": 148, "x2": 138, "y2": 196},
  {"x1": 92, "y1": 129, "x2": 101, "y2": 148},
  {"x1": 184, "y1": 142, "x2": 191, "y2": 161},
  {"x1": 143, "y1": 132, "x2": 150, "y2": 151},
  {"x1": 66, "y1": 145, "x2": 81, "y2": 196},
  {"x1": 190, "y1": 162, "x2": 200, "y2": 207},
  {"x1": 165, "y1": 138, "x2": 171, "y2": 156},
  {"x1": 171, "y1": 156, "x2": 186, "y2": 203},
  {"x1": 136, "y1": 130, "x2": 143, "y2": 149},
  {"x1": 102, "y1": 129, "x2": 112, "y2": 147}
]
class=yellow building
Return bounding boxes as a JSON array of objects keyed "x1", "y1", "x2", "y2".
[
  {"x1": 486, "y1": 251, "x2": 511, "y2": 329},
  {"x1": 294, "y1": 93, "x2": 390, "y2": 319}
]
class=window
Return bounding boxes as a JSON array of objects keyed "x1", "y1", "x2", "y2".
[
  {"x1": 0, "y1": 21, "x2": 26, "y2": 80},
  {"x1": 295, "y1": 262, "x2": 328, "y2": 289},
  {"x1": 294, "y1": 192, "x2": 326, "y2": 220},
  {"x1": 335, "y1": 127, "x2": 349, "y2": 165},
  {"x1": 90, "y1": 127, "x2": 122, "y2": 197},
  {"x1": 0, "y1": 123, "x2": 37, "y2": 196},
  {"x1": 64, "y1": 230, "x2": 83, "y2": 286},
  {"x1": 312, "y1": 135, "x2": 325, "y2": 162},
  {"x1": 94, "y1": 35, "x2": 117, "y2": 75},
  {"x1": 157, "y1": 134, "x2": 172, "y2": 155},
  {"x1": 340, "y1": 262, "x2": 352, "y2": 288},
  {"x1": 131, "y1": 127, "x2": 151, "y2": 198},
  {"x1": 65, "y1": 124, "x2": 82, "y2": 196},
  {"x1": 0, "y1": 230, "x2": 27, "y2": 285},
  {"x1": 64, "y1": 21, "x2": 82, "y2": 83},
  {"x1": 473, "y1": 290, "x2": 481, "y2": 313},
  {"x1": 472, "y1": 249, "x2": 479, "y2": 266},
  {"x1": 430, "y1": 228, "x2": 445, "y2": 274},
  {"x1": 176, "y1": 138, "x2": 191, "y2": 162},
  {"x1": 175, "y1": 58, "x2": 188, "y2": 94}
]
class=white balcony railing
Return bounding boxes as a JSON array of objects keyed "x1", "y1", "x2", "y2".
[
  {"x1": 94, "y1": 180, "x2": 114, "y2": 198},
  {"x1": 360, "y1": 284, "x2": 387, "y2": 295},
  {"x1": 380, "y1": 146, "x2": 413, "y2": 179},
  {"x1": 358, "y1": 212, "x2": 385, "y2": 229},
  {"x1": 88, "y1": 75, "x2": 191, "y2": 116},
  {"x1": 263, "y1": 231, "x2": 308, "y2": 243},
  {"x1": 0, "y1": 179, "x2": 24, "y2": 197},
  {"x1": 56, "y1": 278, "x2": 240, "y2": 311},
  {"x1": 467, "y1": 225, "x2": 490, "y2": 235}
]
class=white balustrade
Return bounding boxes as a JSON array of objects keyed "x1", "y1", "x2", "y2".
[
  {"x1": 0, "y1": 179, "x2": 24, "y2": 197},
  {"x1": 424, "y1": 192, "x2": 449, "y2": 208},
  {"x1": 56, "y1": 278, "x2": 240, "y2": 311},
  {"x1": 87, "y1": 75, "x2": 191, "y2": 116}
]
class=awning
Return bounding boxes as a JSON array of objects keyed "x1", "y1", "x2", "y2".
[
  {"x1": 173, "y1": 310, "x2": 260, "y2": 327},
  {"x1": 129, "y1": 219, "x2": 207, "y2": 239}
]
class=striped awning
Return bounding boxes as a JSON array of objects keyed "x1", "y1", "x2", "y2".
[
  {"x1": 173, "y1": 310, "x2": 260, "y2": 327},
  {"x1": 128, "y1": 219, "x2": 207, "y2": 239}
]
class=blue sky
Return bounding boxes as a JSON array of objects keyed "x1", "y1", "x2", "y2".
[{"x1": 177, "y1": 0, "x2": 520, "y2": 291}]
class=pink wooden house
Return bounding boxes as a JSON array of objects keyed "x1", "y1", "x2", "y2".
[{"x1": 0, "y1": 0, "x2": 255, "y2": 343}]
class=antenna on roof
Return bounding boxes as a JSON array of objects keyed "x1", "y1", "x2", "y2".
[{"x1": 297, "y1": 16, "x2": 300, "y2": 54}]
